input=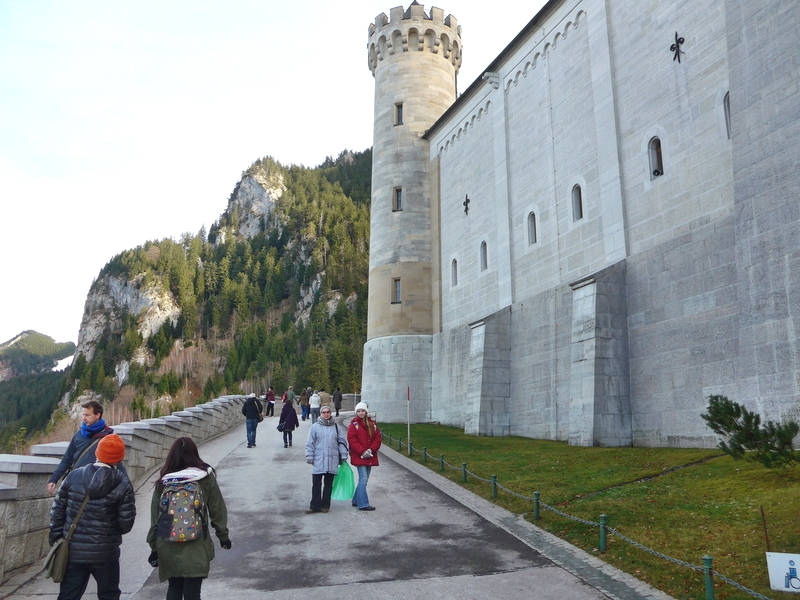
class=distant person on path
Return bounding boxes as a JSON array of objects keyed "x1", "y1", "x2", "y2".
[
  {"x1": 241, "y1": 393, "x2": 263, "y2": 448},
  {"x1": 309, "y1": 390, "x2": 322, "y2": 422},
  {"x1": 147, "y1": 437, "x2": 230, "y2": 600},
  {"x1": 47, "y1": 400, "x2": 121, "y2": 495},
  {"x1": 347, "y1": 402, "x2": 381, "y2": 511},
  {"x1": 284, "y1": 385, "x2": 296, "y2": 407},
  {"x1": 332, "y1": 387, "x2": 343, "y2": 417},
  {"x1": 49, "y1": 433, "x2": 135, "y2": 600},
  {"x1": 265, "y1": 386, "x2": 276, "y2": 417},
  {"x1": 278, "y1": 394, "x2": 299, "y2": 448},
  {"x1": 319, "y1": 388, "x2": 331, "y2": 409},
  {"x1": 299, "y1": 388, "x2": 310, "y2": 421},
  {"x1": 304, "y1": 406, "x2": 348, "y2": 513}
]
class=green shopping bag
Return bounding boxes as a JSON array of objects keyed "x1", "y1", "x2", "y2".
[{"x1": 331, "y1": 462, "x2": 355, "y2": 501}]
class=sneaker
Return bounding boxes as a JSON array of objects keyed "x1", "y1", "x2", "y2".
[
  {"x1": 247, "y1": 445, "x2": 252, "y2": 448},
  {"x1": 305, "y1": 509, "x2": 320, "y2": 514},
  {"x1": 289, "y1": 441, "x2": 292, "y2": 446},
  {"x1": 321, "y1": 508, "x2": 329, "y2": 513},
  {"x1": 284, "y1": 443, "x2": 288, "y2": 448},
  {"x1": 352, "y1": 503, "x2": 358, "y2": 507},
  {"x1": 359, "y1": 506, "x2": 376, "y2": 511}
]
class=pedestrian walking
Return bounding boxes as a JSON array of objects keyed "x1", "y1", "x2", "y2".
[
  {"x1": 48, "y1": 433, "x2": 136, "y2": 600},
  {"x1": 299, "y1": 388, "x2": 310, "y2": 421},
  {"x1": 318, "y1": 388, "x2": 331, "y2": 408},
  {"x1": 147, "y1": 437, "x2": 230, "y2": 600},
  {"x1": 47, "y1": 400, "x2": 124, "y2": 495},
  {"x1": 278, "y1": 394, "x2": 299, "y2": 448},
  {"x1": 304, "y1": 407, "x2": 348, "y2": 513},
  {"x1": 284, "y1": 385, "x2": 296, "y2": 406},
  {"x1": 309, "y1": 390, "x2": 321, "y2": 422},
  {"x1": 241, "y1": 393, "x2": 263, "y2": 448},
  {"x1": 332, "y1": 387, "x2": 343, "y2": 417},
  {"x1": 265, "y1": 386, "x2": 276, "y2": 417},
  {"x1": 347, "y1": 402, "x2": 381, "y2": 511}
]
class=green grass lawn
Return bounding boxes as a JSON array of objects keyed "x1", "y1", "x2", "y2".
[{"x1": 379, "y1": 423, "x2": 799, "y2": 600}]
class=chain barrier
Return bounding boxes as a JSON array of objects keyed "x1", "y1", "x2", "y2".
[
  {"x1": 388, "y1": 433, "x2": 774, "y2": 600},
  {"x1": 711, "y1": 572, "x2": 773, "y2": 600}
]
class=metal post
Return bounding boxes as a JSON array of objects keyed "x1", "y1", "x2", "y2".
[
  {"x1": 398, "y1": 436, "x2": 402, "y2": 452},
  {"x1": 439, "y1": 454, "x2": 444, "y2": 471},
  {"x1": 462, "y1": 463, "x2": 467, "y2": 483},
  {"x1": 533, "y1": 491, "x2": 540, "y2": 521},
  {"x1": 703, "y1": 555, "x2": 714, "y2": 600},
  {"x1": 387, "y1": 433, "x2": 393, "y2": 445},
  {"x1": 491, "y1": 475, "x2": 497, "y2": 498},
  {"x1": 423, "y1": 447, "x2": 428, "y2": 463},
  {"x1": 599, "y1": 514, "x2": 607, "y2": 552},
  {"x1": 408, "y1": 442, "x2": 413, "y2": 457}
]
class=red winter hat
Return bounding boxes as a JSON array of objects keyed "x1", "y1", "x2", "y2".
[{"x1": 96, "y1": 433, "x2": 125, "y2": 464}]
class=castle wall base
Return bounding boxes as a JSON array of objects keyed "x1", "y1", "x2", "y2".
[{"x1": 361, "y1": 335, "x2": 432, "y2": 423}]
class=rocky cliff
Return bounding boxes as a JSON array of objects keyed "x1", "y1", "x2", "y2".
[{"x1": 75, "y1": 274, "x2": 180, "y2": 363}]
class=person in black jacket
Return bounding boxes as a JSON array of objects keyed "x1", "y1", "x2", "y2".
[
  {"x1": 49, "y1": 433, "x2": 136, "y2": 600},
  {"x1": 241, "y1": 393, "x2": 263, "y2": 448},
  {"x1": 47, "y1": 400, "x2": 121, "y2": 495}
]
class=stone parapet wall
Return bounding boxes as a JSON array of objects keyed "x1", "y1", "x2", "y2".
[{"x1": 0, "y1": 395, "x2": 245, "y2": 584}]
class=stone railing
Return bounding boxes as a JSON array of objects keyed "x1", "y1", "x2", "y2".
[{"x1": 0, "y1": 395, "x2": 245, "y2": 584}]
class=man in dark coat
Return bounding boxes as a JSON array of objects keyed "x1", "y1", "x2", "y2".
[
  {"x1": 49, "y1": 433, "x2": 136, "y2": 600},
  {"x1": 332, "y1": 387, "x2": 343, "y2": 417},
  {"x1": 241, "y1": 393, "x2": 263, "y2": 448},
  {"x1": 47, "y1": 400, "x2": 120, "y2": 495}
]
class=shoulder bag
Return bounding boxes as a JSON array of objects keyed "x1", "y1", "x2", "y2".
[{"x1": 44, "y1": 494, "x2": 90, "y2": 582}]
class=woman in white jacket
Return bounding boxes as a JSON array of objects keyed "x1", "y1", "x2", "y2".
[
  {"x1": 309, "y1": 390, "x2": 322, "y2": 422},
  {"x1": 304, "y1": 407, "x2": 348, "y2": 513}
]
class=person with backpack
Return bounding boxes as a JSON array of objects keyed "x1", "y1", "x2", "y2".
[
  {"x1": 147, "y1": 437, "x2": 230, "y2": 600},
  {"x1": 304, "y1": 406, "x2": 348, "y2": 513},
  {"x1": 347, "y1": 402, "x2": 382, "y2": 511},
  {"x1": 278, "y1": 393, "x2": 299, "y2": 448},
  {"x1": 241, "y1": 393, "x2": 263, "y2": 448},
  {"x1": 48, "y1": 433, "x2": 135, "y2": 599}
]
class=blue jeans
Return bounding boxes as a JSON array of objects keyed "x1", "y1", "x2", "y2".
[
  {"x1": 301, "y1": 405, "x2": 310, "y2": 420},
  {"x1": 353, "y1": 465, "x2": 372, "y2": 508},
  {"x1": 246, "y1": 418, "x2": 258, "y2": 446},
  {"x1": 283, "y1": 429, "x2": 293, "y2": 445},
  {"x1": 310, "y1": 407, "x2": 320, "y2": 422}
]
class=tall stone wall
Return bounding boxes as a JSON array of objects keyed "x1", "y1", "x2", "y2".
[
  {"x1": 727, "y1": 0, "x2": 800, "y2": 426},
  {"x1": 0, "y1": 395, "x2": 245, "y2": 584}
]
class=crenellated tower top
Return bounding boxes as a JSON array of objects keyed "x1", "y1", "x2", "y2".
[{"x1": 367, "y1": 2, "x2": 462, "y2": 76}]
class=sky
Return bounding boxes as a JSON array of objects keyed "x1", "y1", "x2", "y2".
[{"x1": 0, "y1": 0, "x2": 547, "y2": 345}]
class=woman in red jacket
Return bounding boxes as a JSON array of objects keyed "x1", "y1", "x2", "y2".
[{"x1": 347, "y1": 402, "x2": 381, "y2": 511}]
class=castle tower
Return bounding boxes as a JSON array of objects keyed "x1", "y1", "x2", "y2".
[{"x1": 361, "y1": 3, "x2": 461, "y2": 422}]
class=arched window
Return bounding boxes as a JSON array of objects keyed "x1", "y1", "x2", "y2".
[
  {"x1": 723, "y1": 92, "x2": 731, "y2": 139},
  {"x1": 527, "y1": 212, "x2": 537, "y2": 245},
  {"x1": 451, "y1": 259, "x2": 458, "y2": 286},
  {"x1": 572, "y1": 185, "x2": 583, "y2": 221},
  {"x1": 480, "y1": 241, "x2": 488, "y2": 271},
  {"x1": 649, "y1": 137, "x2": 664, "y2": 179}
]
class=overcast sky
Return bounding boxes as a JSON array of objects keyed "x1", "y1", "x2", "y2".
[{"x1": 0, "y1": 0, "x2": 547, "y2": 345}]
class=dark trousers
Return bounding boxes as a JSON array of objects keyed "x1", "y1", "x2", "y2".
[
  {"x1": 166, "y1": 576, "x2": 203, "y2": 600},
  {"x1": 310, "y1": 473, "x2": 334, "y2": 511},
  {"x1": 58, "y1": 560, "x2": 120, "y2": 600},
  {"x1": 265, "y1": 402, "x2": 275, "y2": 416}
]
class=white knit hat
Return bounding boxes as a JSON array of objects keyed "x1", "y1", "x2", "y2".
[{"x1": 354, "y1": 402, "x2": 369, "y2": 412}]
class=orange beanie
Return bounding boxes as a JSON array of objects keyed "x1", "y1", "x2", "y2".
[{"x1": 95, "y1": 433, "x2": 126, "y2": 464}]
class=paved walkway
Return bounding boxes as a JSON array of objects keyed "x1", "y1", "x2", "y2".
[{"x1": 3, "y1": 414, "x2": 673, "y2": 600}]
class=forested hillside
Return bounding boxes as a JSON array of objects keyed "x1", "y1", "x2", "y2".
[
  {"x1": 59, "y1": 149, "x2": 372, "y2": 425},
  {"x1": 0, "y1": 331, "x2": 75, "y2": 380}
]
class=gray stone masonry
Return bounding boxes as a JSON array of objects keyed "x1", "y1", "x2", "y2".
[{"x1": 0, "y1": 395, "x2": 245, "y2": 584}]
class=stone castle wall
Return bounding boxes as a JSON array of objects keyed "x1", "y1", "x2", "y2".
[{"x1": 366, "y1": 0, "x2": 800, "y2": 446}]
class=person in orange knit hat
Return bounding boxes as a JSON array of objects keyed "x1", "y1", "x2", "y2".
[{"x1": 49, "y1": 432, "x2": 136, "y2": 599}]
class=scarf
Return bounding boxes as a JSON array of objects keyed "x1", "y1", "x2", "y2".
[{"x1": 81, "y1": 419, "x2": 107, "y2": 439}]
